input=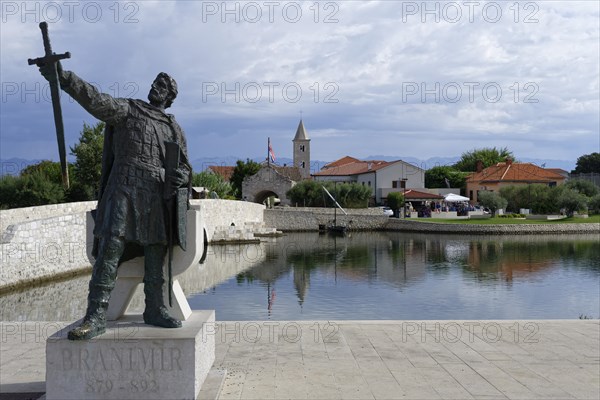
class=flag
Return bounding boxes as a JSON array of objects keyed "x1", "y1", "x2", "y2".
[{"x1": 268, "y1": 138, "x2": 276, "y2": 163}]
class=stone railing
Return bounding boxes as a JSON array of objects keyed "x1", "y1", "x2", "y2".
[{"x1": 0, "y1": 201, "x2": 97, "y2": 233}]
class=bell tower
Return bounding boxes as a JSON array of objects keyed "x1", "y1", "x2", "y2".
[{"x1": 293, "y1": 119, "x2": 311, "y2": 179}]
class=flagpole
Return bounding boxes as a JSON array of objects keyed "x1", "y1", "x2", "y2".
[{"x1": 267, "y1": 137, "x2": 270, "y2": 167}]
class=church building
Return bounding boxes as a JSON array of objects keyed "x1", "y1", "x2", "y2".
[{"x1": 242, "y1": 120, "x2": 310, "y2": 205}]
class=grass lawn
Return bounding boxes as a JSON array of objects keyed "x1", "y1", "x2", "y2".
[{"x1": 415, "y1": 215, "x2": 600, "y2": 224}]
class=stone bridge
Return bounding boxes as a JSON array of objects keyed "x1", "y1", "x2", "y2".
[{"x1": 0, "y1": 200, "x2": 273, "y2": 292}]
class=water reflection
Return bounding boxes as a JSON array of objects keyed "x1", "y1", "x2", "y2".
[{"x1": 192, "y1": 232, "x2": 600, "y2": 320}]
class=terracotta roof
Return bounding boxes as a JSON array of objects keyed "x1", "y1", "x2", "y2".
[
  {"x1": 546, "y1": 168, "x2": 569, "y2": 177},
  {"x1": 316, "y1": 157, "x2": 392, "y2": 176},
  {"x1": 467, "y1": 162, "x2": 566, "y2": 184},
  {"x1": 208, "y1": 166, "x2": 234, "y2": 181},
  {"x1": 322, "y1": 156, "x2": 361, "y2": 169},
  {"x1": 403, "y1": 189, "x2": 444, "y2": 200}
]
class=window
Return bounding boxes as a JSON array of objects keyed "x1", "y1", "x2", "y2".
[
  {"x1": 301, "y1": 161, "x2": 305, "y2": 168},
  {"x1": 392, "y1": 181, "x2": 398, "y2": 188},
  {"x1": 469, "y1": 190, "x2": 473, "y2": 200},
  {"x1": 368, "y1": 181, "x2": 371, "y2": 187},
  {"x1": 299, "y1": 145, "x2": 305, "y2": 152}
]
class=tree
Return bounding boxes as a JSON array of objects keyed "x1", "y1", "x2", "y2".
[
  {"x1": 425, "y1": 166, "x2": 469, "y2": 188},
  {"x1": 287, "y1": 180, "x2": 325, "y2": 207},
  {"x1": 20, "y1": 160, "x2": 69, "y2": 184},
  {"x1": 477, "y1": 191, "x2": 507, "y2": 216},
  {"x1": 0, "y1": 175, "x2": 19, "y2": 209},
  {"x1": 69, "y1": 122, "x2": 105, "y2": 201},
  {"x1": 0, "y1": 161, "x2": 70, "y2": 209},
  {"x1": 230, "y1": 159, "x2": 261, "y2": 199},
  {"x1": 588, "y1": 194, "x2": 600, "y2": 214},
  {"x1": 572, "y1": 152, "x2": 600, "y2": 174},
  {"x1": 386, "y1": 192, "x2": 404, "y2": 217},
  {"x1": 500, "y1": 184, "x2": 557, "y2": 214},
  {"x1": 564, "y1": 178, "x2": 599, "y2": 198},
  {"x1": 453, "y1": 147, "x2": 515, "y2": 172},
  {"x1": 286, "y1": 181, "x2": 371, "y2": 208},
  {"x1": 557, "y1": 188, "x2": 588, "y2": 217},
  {"x1": 192, "y1": 171, "x2": 233, "y2": 199},
  {"x1": 330, "y1": 182, "x2": 371, "y2": 208}
]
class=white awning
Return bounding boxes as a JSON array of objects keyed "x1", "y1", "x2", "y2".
[{"x1": 444, "y1": 193, "x2": 470, "y2": 202}]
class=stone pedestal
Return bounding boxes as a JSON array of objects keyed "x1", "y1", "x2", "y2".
[{"x1": 45, "y1": 310, "x2": 215, "y2": 400}]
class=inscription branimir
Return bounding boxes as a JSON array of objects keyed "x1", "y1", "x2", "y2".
[{"x1": 61, "y1": 347, "x2": 183, "y2": 371}]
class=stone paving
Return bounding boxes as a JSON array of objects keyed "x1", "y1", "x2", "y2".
[{"x1": 1, "y1": 320, "x2": 598, "y2": 399}]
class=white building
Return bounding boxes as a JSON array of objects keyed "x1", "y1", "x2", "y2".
[{"x1": 312, "y1": 156, "x2": 425, "y2": 205}]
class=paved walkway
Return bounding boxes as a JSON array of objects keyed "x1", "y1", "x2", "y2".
[{"x1": 1, "y1": 320, "x2": 598, "y2": 399}]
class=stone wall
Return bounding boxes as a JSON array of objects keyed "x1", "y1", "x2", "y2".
[
  {"x1": 384, "y1": 218, "x2": 600, "y2": 234},
  {"x1": 190, "y1": 199, "x2": 265, "y2": 241},
  {"x1": 264, "y1": 207, "x2": 390, "y2": 231},
  {"x1": 1, "y1": 202, "x2": 97, "y2": 292}
]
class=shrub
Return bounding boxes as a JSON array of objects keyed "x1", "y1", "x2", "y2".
[{"x1": 477, "y1": 191, "x2": 507, "y2": 216}]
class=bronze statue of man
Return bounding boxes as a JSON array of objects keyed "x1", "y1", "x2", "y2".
[{"x1": 39, "y1": 63, "x2": 192, "y2": 340}]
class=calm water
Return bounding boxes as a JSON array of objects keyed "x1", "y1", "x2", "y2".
[{"x1": 189, "y1": 232, "x2": 600, "y2": 320}]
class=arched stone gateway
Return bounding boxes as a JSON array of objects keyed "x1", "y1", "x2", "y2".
[
  {"x1": 242, "y1": 164, "x2": 301, "y2": 205},
  {"x1": 254, "y1": 190, "x2": 280, "y2": 205}
]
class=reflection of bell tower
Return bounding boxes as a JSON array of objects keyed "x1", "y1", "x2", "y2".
[
  {"x1": 293, "y1": 120, "x2": 311, "y2": 179},
  {"x1": 293, "y1": 266, "x2": 310, "y2": 306}
]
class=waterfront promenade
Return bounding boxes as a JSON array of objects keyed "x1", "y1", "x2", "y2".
[{"x1": 1, "y1": 320, "x2": 598, "y2": 399}]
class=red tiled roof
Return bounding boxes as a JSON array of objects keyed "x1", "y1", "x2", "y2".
[
  {"x1": 467, "y1": 162, "x2": 565, "y2": 184},
  {"x1": 315, "y1": 156, "x2": 394, "y2": 176},
  {"x1": 403, "y1": 189, "x2": 444, "y2": 200},
  {"x1": 323, "y1": 156, "x2": 360, "y2": 169},
  {"x1": 546, "y1": 168, "x2": 569, "y2": 177},
  {"x1": 208, "y1": 166, "x2": 234, "y2": 181}
]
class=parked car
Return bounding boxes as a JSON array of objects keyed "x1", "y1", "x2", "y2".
[{"x1": 380, "y1": 206, "x2": 394, "y2": 217}]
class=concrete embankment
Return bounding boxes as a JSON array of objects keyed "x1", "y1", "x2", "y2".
[
  {"x1": 384, "y1": 218, "x2": 600, "y2": 234},
  {"x1": 265, "y1": 208, "x2": 600, "y2": 235}
]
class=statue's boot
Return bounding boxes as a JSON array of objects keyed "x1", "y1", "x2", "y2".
[
  {"x1": 67, "y1": 285, "x2": 110, "y2": 340},
  {"x1": 68, "y1": 236, "x2": 123, "y2": 340},
  {"x1": 142, "y1": 245, "x2": 182, "y2": 328}
]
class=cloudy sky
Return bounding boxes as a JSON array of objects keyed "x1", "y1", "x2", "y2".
[{"x1": 1, "y1": 0, "x2": 598, "y2": 170}]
